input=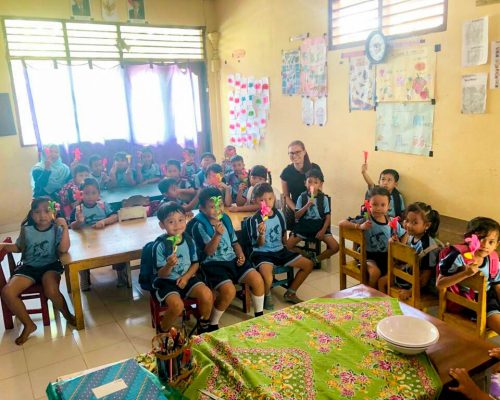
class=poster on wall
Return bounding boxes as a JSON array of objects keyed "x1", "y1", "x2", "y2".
[
  {"x1": 314, "y1": 96, "x2": 327, "y2": 126},
  {"x1": 102, "y1": 0, "x2": 119, "y2": 21},
  {"x1": 281, "y1": 49, "x2": 301, "y2": 96},
  {"x1": 375, "y1": 103, "x2": 434, "y2": 157},
  {"x1": 349, "y1": 56, "x2": 375, "y2": 111},
  {"x1": 128, "y1": 0, "x2": 146, "y2": 21},
  {"x1": 476, "y1": 0, "x2": 500, "y2": 6},
  {"x1": 490, "y1": 41, "x2": 500, "y2": 89},
  {"x1": 462, "y1": 17, "x2": 488, "y2": 67},
  {"x1": 376, "y1": 46, "x2": 436, "y2": 102},
  {"x1": 461, "y1": 73, "x2": 487, "y2": 114},
  {"x1": 301, "y1": 97, "x2": 314, "y2": 126},
  {"x1": 300, "y1": 36, "x2": 328, "y2": 97},
  {"x1": 71, "y1": 0, "x2": 91, "y2": 19}
]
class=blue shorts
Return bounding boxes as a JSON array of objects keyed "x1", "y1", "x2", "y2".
[
  {"x1": 201, "y1": 259, "x2": 255, "y2": 290},
  {"x1": 13, "y1": 261, "x2": 64, "y2": 284},
  {"x1": 251, "y1": 248, "x2": 302, "y2": 269},
  {"x1": 153, "y1": 276, "x2": 204, "y2": 302}
]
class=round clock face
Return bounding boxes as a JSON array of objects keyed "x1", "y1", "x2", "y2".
[{"x1": 366, "y1": 31, "x2": 388, "y2": 64}]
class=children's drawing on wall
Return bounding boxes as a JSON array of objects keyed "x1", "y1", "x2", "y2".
[
  {"x1": 227, "y1": 74, "x2": 269, "y2": 147},
  {"x1": 300, "y1": 36, "x2": 327, "y2": 98},
  {"x1": 461, "y1": 73, "x2": 487, "y2": 114},
  {"x1": 314, "y1": 96, "x2": 327, "y2": 126},
  {"x1": 349, "y1": 56, "x2": 375, "y2": 111},
  {"x1": 490, "y1": 41, "x2": 500, "y2": 89},
  {"x1": 102, "y1": 0, "x2": 118, "y2": 21},
  {"x1": 462, "y1": 17, "x2": 488, "y2": 67},
  {"x1": 71, "y1": 0, "x2": 91, "y2": 18},
  {"x1": 301, "y1": 97, "x2": 314, "y2": 126},
  {"x1": 128, "y1": 0, "x2": 145, "y2": 21},
  {"x1": 375, "y1": 103, "x2": 434, "y2": 156},
  {"x1": 376, "y1": 46, "x2": 436, "y2": 102},
  {"x1": 281, "y1": 50, "x2": 301, "y2": 96}
]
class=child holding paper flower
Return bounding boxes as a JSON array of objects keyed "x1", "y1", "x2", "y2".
[
  {"x1": 58, "y1": 164, "x2": 90, "y2": 220},
  {"x1": 0, "y1": 197, "x2": 75, "y2": 345},
  {"x1": 203, "y1": 164, "x2": 232, "y2": 207},
  {"x1": 108, "y1": 151, "x2": 136, "y2": 188},
  {"x1": 437, "y1": 217, "x2": 500, "y2": 334},
  {"x1": 136, "y1": 147, "x2": 162, "y2": 185},
  {"x1": 287, "y1": 169, "x2": 339, "y2": 265},
  {"x1": 224, "y1": 155, "x2": 248, "y2": 203}
]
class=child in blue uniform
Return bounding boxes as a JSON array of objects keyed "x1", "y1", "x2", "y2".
[
  {"x1": 340, "y1": 186, "x2": 406, "y2": 290},
  {"x1": 88, "y1": 154, "x2": 110, "y2": 189},
  {"x1": 224, "y1": 155, "x2": 248, "y2": 203},
  {"x1": 193, "y1": 152, "x2": 216, "y2": 189},
  {"x1": 137, "y1": 147, "x2": 162, "y2": 184},
  {"x1": 152, "y1": 202, "x2": 212, "y2": 332},
  {"x1": 157, "y1": 178, "x2": 198, "y2": 212},
  {"x1": 180, "y1": 147, "x2": 198, "y2": 184},
  {"x1": 0, "y1": 197, "x2": 75, "y2": 345},
  {"x1": 109, "y1": 151, "x2": 136, "y2": 188},
  {"x1": 247, "y1": 183, "x2": 314, "y2": 309}
]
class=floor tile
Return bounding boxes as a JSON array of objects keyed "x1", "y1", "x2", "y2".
[
  {"x1": 117, "y1": 315, "x2": 156, "y2": 340},
  {"x1": 82, "y1": 306, "x2": 116, "y2": 329},
  {"x1": 128, "y1": 336, "x2": 153, "y2": 354},
  {"x1": 83, "y1": 340, "x2": 138, "y2": 369},
  {"x1": 28, "y1": 356, "x2": 87, "y2": 399},
  {"x1": 24, "y1": 335, "x2": 81, "y2": 371},
  {"x1": 0, "y1": 349, "x2": 27, "y2": 380},
  {"x1": 0, "y1": 373, "x2": 34, "y2": 400},
  {"x1": 72, "y1": 321, "x2": 127, "y2": 353}
]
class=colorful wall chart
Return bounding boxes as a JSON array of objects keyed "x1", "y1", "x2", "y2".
[
  {"x1": 376, "y1": 46, "x2": 436, "y2": 102},
  {"x1": 375, "y1": 103, "x2": 434, "y2": 157},
  {"x1": 300, "y1": 36, "x2": 328, "y2": 98},
  {"x1": 227, "y1": 74, "x2": 270, "y2": 147},
  {"x1": 281, "y1": 49, "x2": 300, "y2": 96},
  {"x1": 349, "y1": 56, "x2": 375, "y2": 111}
]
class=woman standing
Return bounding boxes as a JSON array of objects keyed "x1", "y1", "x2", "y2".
[{"x1": 31, "y1": 145, "x2": 71, "y2": 199}]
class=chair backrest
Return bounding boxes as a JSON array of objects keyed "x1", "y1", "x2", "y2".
[
  {"x1": 387, "y1": 241, "x2": 420, "y2": 307},
  {"x1": 0, "y1": 237, "x2": 12, "y2": 289},
  {"x1": 118, "y1": 206, "x2": 148, "y2": 222},
  {"x1": 438, "y1": 273, "x2": 488, "y2": 337},
  {"x1": 122, "y1": 195, "x2": 150, "y2": 208},
  {"x1": 339, "y1": 226, "x2": 367, "y2": 285}
]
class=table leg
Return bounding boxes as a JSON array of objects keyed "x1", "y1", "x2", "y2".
[
  {"x1": 69, "y1": 265, "x2": 85, "y2": 330},
  {"x1": 64, "y1": 267, "x2": 71, "y2": 293}
]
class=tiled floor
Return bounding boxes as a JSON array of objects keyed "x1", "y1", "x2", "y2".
[{"x1": 0, "y1": 239, "x2": 357, "y2": 400}]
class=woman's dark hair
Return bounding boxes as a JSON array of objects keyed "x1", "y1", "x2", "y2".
[
  {"x1": 367, "y1": 186, "x2": 391, "y2": 201},
  {"x1": 158, "y1": 178, "x2": 177, "y2": 194},
  {"x1": 252, "y1": 182, "x2": 274, "y2": 200},
  {"x1": 406, "y1": 202, "x2": 440, "y2": 238},
  {"x1": 21, "y1": 196, "x2": 52, "y2": 226},
  {"x1": 465, "y1": 217, "x2": 500, "y2": 240},
  {"x1": 82, "y1": 177, "x2": 100, "y2": 192},
  {"x1": 157, "y1": 201, "x2": 185, "y2": 222},
  {"x1": 205, "y1": 163, "x2": 223, "y2": 177},
  {"x1": 250, "y1": 165, "x2": 272, "y2": 185},
  {"x1": 73, "y1": 164, "x2": 90, "y2": 177},
  {"x1": 199, "y1": 187, "x2": 223, "y2": 207},
  {"x1": 305, "y1": 168, "x2": 324, "y2": 182},
  {"x1": 166, "y1": 159, "x2": 181, "y2": 170},
  {"x1": 289, "y1": 140, "x2": 311, "y2": 172}
]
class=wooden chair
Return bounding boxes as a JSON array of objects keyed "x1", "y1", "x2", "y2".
[
  {"x1": 149, "y1": 295, "x2": 200, "y2": 335},
  {"x1": 437, "y1": 273, "x2": 495, "y2": 338},
  {"x1": 339, "y1": 226, "x2": 367, "y2": 290},
  {"x1": 0, "y1": 237, "x2": 51, "y2": 329},
  {"x1": 387, "y1": 241, "x2": 438, "y2": 311}
]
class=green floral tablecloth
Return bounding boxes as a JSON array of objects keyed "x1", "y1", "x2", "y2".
[{"x1": 184, "y1": 297, "x2": 442, "y2": 400}]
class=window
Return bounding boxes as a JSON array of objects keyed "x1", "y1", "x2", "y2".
[
  {"x1": 3, "y1": 18, "x2": 207, "y2": 147},
  {"x1": 329, "y1": 0, "x2": 447, "y2": 49}
]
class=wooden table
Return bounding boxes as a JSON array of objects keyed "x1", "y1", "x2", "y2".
[
  {"x1": 328, "y1": 285, "x2": 497, "y2": 393},
  {"x1": 100, "y1": 183, "x2": 163, "y2": 210},
  {"x1": 61, "y1": 210, "x2": 253, "y2": 330}
]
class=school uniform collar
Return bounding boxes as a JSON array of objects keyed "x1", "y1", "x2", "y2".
[
  {"x1": 370, "y1": 215, "x2": 389, "y2": 225},
  {"x1": 34, "y1": 222, "x2": 55, "y2": 232}
]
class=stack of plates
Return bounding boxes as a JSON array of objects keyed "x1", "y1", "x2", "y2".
[{"x1": 376, "y1": 315, "x2": 440, "y2": 355}]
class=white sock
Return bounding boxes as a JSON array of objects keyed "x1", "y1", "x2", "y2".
[
  {"x1": 251, "y1": 294, "x2": 264, "y2": 313},
  {"x1": 210, "y1": 308, "x2": 224, "y2": 325}
]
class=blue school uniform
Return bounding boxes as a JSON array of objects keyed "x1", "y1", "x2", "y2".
[
  {"x1": 115, "y1": 169, "x2": 136, "y2": 187},
  {"x1": 141, "y1": 163, "x2": 161, "y2": 180},
  {"x1": 225, "y1": 172, "x2": 248, "y2": 203},
  {"x1": 69, "y1": 201, "x2": 114, "y2": 227}
]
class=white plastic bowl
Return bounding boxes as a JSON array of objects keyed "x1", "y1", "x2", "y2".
[
  {"x1": 383, "y1": 341, "x2": 429, "y2": 355},
  {"x1": 377, "y1": 315, "x2": 439, "y2": 348}
]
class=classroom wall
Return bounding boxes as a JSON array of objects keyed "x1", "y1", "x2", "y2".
[
  {"x1": 213, "y1": 0, "x2": 500, "y2": 226},
  {"x1": 0, "y1": 0, "x2": 219, "y2": 232}
]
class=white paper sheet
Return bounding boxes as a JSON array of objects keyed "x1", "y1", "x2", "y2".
[
  {"x1": 302, "y1": 97, "x2": 314, "y2": 126},
  {"x1": 462, "y1": 17, "x2": 489, "y2": 67},
  {"x1": 314, "y1": 96, "x2": 327, "y2": 126},
  {"x1": 461, "y1": 73, "x2": 488, "y2": 114}
]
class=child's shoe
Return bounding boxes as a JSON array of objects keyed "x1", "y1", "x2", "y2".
[
  {"x1": 284, "y1": 290, "x2": 303, "y2": 304},
  {"x1": 264, "y1": 293, "x2": 274, "y2": 310}
]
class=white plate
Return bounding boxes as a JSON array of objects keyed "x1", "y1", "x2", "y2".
[
  {"x1": 377, "y1": 315, "x2": 439, "y2": 347},
  {"x1": 376, "y1": 325, "x2": 439, "y2": 348},
  {"x1": 384, "y1": 340, "x2": 428, "y2": 355}
]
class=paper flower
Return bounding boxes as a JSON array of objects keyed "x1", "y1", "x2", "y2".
[
  {"x1": 98, "y1": 201, "x2": 105, "y2": 210},
  {"x1": 167, "y1": 234, "x2": 182, "y2": 252},
  {"x1": 388, "y1": 216, "x2": 400, "y2": 234},
  {"x1": 210, "y1": 196, "x2": 223, "y2": 220},
  {"x1": 260, "y1": 201, "x2": 271, "y2": 221},
  {"x1": 73, "y1": 148, "x2": 81, "y2": 161},
  {"x1": 463, "y1": 234, "x2": 481, "y2": 263},
  {"x1": 102, "y1": 158, "x2": 108, "y2": 169},
  {"x1": 363, "y1": 150, "x2": 368, "y2": 164},
  {"x1": 73, "y1": 189, "x2": 84, "y2": 203},
  {"x1": 126, "y1": 154, "x2": 132, "y2": 163},
  {"x1": 43, "y1": 146, "x2": 50, "y2": 158},
  {"x1": 241, "y1": 169, "x2": 248, "y2": 179},
  {"x1": 208, "y1": 173, "x2": 222, "y2": 187},
  {"x1": 48, "y1": 201, "x2": 60, "y2": 219},
  {"x1": 363, "y1": 200, "x2": 372, "y2": 219},
  {"x1": 160, "y1": 164, "x2": 167, "y2": 176},
  {"x1": 309, "y1": 185, "x2": 315, "y2": 200}
]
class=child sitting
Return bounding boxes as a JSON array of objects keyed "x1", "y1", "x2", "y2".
[
  {"x1": 0, "y1": 197, "x2": 75, "y2": 345},
  {"x1": 69, "y1": 178, "x2": 128, "y2": 290},
  {"x1": 437, "y1": 217, "x2": 500, "y2": 334},
  {"x1": 221, "y1": 145, "x2": 237, "y2": 175},
  {"x1": 88, "y1": 154, "x2": 110, "y2": 189},
  {"x1": 225, "y1": 155, "x2": 249, "y2": 204},
  {"x1": 165, "y1": 159, "x2": 196, "y2": 200},
  {"x1": 137, "y1": 147, "x2": 162, "y2": 185},
  {"x1": 59, "y1": 164, "x2": 90, "y2": 220},
  {"x1": 108, "y1": 151, "x2": 136, "y2": 188},
  {"x1": 362, "y1": 164, "x2": 405, "y2": 218},
  {"x1": 158, "y1": 178, "x2": 198, "y2": 212},
  {"x1": 339, "y1": 186, "x2": 406, "y2": 290},
  {"x1": 194, "y1": 152, "x2": 216, "y2": 189},
  {"x1": 379, "y1": 201, "x2": 441, "y2": 297},
  {"x1": 152, "y1": 202, "x2": 213, "y2": 332},
  {"x1": 180, "y1": 147, "x2": 198, "y2": 184},
  {"x1": 203, "y1": 164, "x2": 232, "y2": 207},
  {"x1": 247, "y1": 183, "x2": 314, "y2": 309},
  {"x1": 287, "y1": 169, "x2": 339, "y2": 265},
  {"x1": 190, "y1": 188, "x2": 265, "y2": 331}
]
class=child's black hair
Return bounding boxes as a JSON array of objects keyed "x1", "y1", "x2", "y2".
[
  {"x1": 200, "y1": 152, "x2": 216, "y2": 162},
  {"x1": 142, "y1": 146, "x2": 154, "y2": 155},
  {"x1": 406, "y1": 202, "x2": 440, "y2": 238},
  {"x1": 250, "y1": 165, "x2": 272, "y2": 185},
  {"x1": 465, "y1": 217, "x2": 500, "y2": 240},
  {"x1": 252, "y1": 182, "x2": 274, "y2": 200},
  {"x1": 158, "y1": 178, "x2": 177, "y2": 195},
  {"x1": 380, "y1": 169, "x2": 400, "y2": 182},
  {"x1": 88, "y1": 154, "x2": 102, "y2": 167},
  {"x1": 305, "y1": 168, "x2": 324, "y2": 182},
  {"x1": 73, "y1": 164, "x2": 90, "y2": 177},
  {"x1": 166, "y1": 159, "x2": 181, "y2": 170},
  {"x1": 367, "y1": 186, "x2": 391, "y2": 201},
  {"x1": 21, "y1": 196, "x2": 52, "y2": 226},
  {"x1": 183, "y1": 147, "x2": 196, "y2": 155},
  {"x1": 157, "y1": 201, "x2": 185, "y2": 223},
  {"x1": 205, "y1": 163, "x2": 223, "y2": 177},
  {"x1": 230, "y1": 155, "x2": 244, "y2": 163},
  {"x1": 114, "y1": 151, "x2": 127, "y2": 161},
  {"x1": 199, "y1": 187, "x2": 223, "y2": 207},
  {"x1": 82, "y1": 177, "x2": 100, "y2": 192}
]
